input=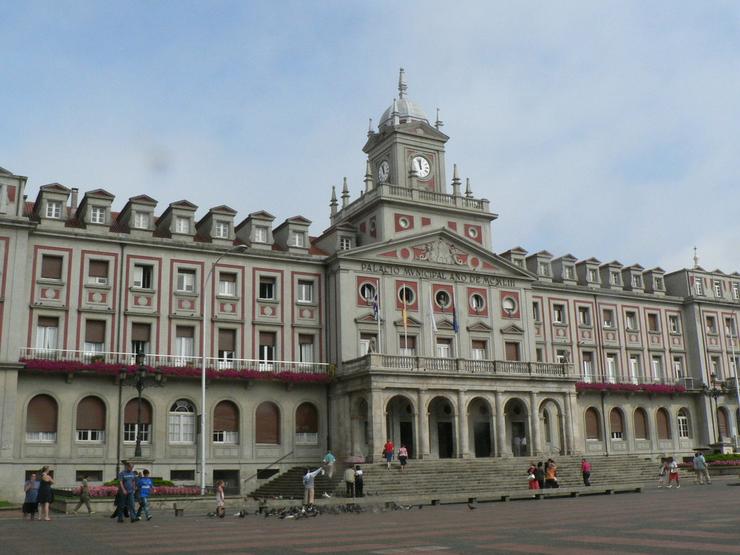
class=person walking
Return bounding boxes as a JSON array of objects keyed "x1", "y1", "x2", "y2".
[
  {"x1": 581, "y1": 458, "x2": 592, "y2": 486},
  {"x1": 136, "y1": 469, "x2": 153, "y2": 520},
  {"x1": 535, "y1": 461, "x2": 545, "y2": 490},
  {"x1": 344, "y1": 465, "x2": 356, "y2": 498},
  {"x1": 303, "y1": 467, "x2": 324, "y2": 506},
  {"x1": 657, "y1": 460, "x2": 669, "y2": 488},
  {"x1": 398, "y1": 445, "x2": 409, "y2": 471},
  {"x1": 667, "y1": 457, "x2": 680, "y2": 488},
  {"x1": 322, "y1": 450, "x2": 336, "y2": 479},
  {"x1": 22, "y1": 473, "x2": 40, "y2": 520},
  {"x1": 37, "y1": 466, "x2": 54, "y2": 521},
  {"x1": 692, "y1": 452, "x2": 711, "y2": 485},
  {"x1": 527, "y1": 463, "x2": 539, "y2": 490},
  {"x1": 354, "y1": 465, "x2": 364, "y2": 497},
  {"x1": 545, "y1": 459, "x2": 559, "y2": 488},
  {"x1": 72, "y1": 475, "x2": 93, "y2": 515},
  {"x1": 383, "y1": 439, "x2": 395, "y2": 470},
  {"x1": 215, "y1": 480, "x2": 226, "y2": 518},
  {"x1": 117, "y1": 461, "x2": 139, "y2": 523}
]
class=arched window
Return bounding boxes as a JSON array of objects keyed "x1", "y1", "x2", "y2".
[
  {"x1": 609, "y1": 408, "x2": 624, "y2": 440},
  {"x1": 124, "y1": 398, "x2": 152, "y2": 444},
  {"x1": 213, "y1": 400, "x2": 239, "y2": 444},
  {"x1": 677, "y1": 408, "x2": 691, "y2": 439},
  {"x1": 295, "y1": 402, "x2": 319, "y2": 445},
  {"x1": 585, "y1": 407, "x2": 601, "y2": 440},
  {"x1": 256, "y1": 402, "x2": 280, "y2": 444},
  {"x1": 76, "y1": 396, "x2": 106, "y2": 442},
  {"x1": 168, "y1": 399, "x2": 195, "y2": 444},
  {"x1": 717, "y1": 407, "x2": 729, "y2": 439},
  {"x1": 634, "y1": 408, "x2": 648, "y2": 440},
  {"x1": 26, "y1": 394, "x2": 58, "y2": 442},
  {"x1": 656, "y1": 408, "x2": 671, "y2": 440}
]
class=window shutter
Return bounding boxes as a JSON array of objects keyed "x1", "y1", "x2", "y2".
[
  {"x1": 219, "y1": 329, "x2": 236, "y2": 352},
  {"x1": 38, "y1": 316, "x2": 59, "y2": 328},
  {"x1": 295, "y1": 402, "x2": 318, "y2": 433},
  {"x1": 213, "y1": 401, "x2": 239, "y2": 432},
  {"x1": 131, "y1": 323, "x2": 151, "y2": 342},
  {"x1": 124, "y1": 398, "x2": 152, "y2": 424},
  {"x1": 259, "y1": 332, "x2": 275, "y2": 347},
  {"x1": 220, "y1": 273, "x2": 236, "y2": 283},
  {"x1": 400, "y1": 336, "x2": 416, "y2": 350},
  {"x1": 610, "y1": 409, "x2": 623, "y2": 433},
  {"x1": 26, "y1": 395, "x2": 58, "y2": 433},
  {"x1": 585, "y1": 408, "x2": 600, "y2": 439},
  {"x1": 85, "y1": 320, "x2": 106, "y2": 343},
  {"x1": 472, "y1": 340, "x2": 486, "y2": 350},
  {"x1": 88, "y1": 260, "x2": 109, "y2": 278},
  {"x1": 255, "y1": 402, "x2": 280, "y2": 444},
  {"x1": 505, "y1": 342, "x2": 520, "y2": 361},
  {"x1": 634, "y1": 409, "x2": 648, "y2": 439},
  {"x1": 176, "y1": 326, "x2": 194, "y2": 338},
  {"x1": 41, "y1": 255, "x2": 63, "y2": 279},
  {"x1": 657, "y1": 409, "x2": 670, "y2": 439},
  {"x1": 298, "y1": 334, "x2": 313, "y2": 346},
  {"x1": 76, "y1": 396, "x2": 105, "y2": 430}
]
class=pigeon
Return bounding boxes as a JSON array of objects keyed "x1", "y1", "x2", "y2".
[{"x1": 467, "y1": 502, "x2": 477, "y2": 510}]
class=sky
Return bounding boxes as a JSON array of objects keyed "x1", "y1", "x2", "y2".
[{"x1": 2, "y1": 1, "x2": 740, "y2": 274}]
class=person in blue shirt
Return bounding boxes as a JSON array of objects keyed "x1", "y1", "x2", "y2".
[
  {"x1": 136, "y1": 469, "x2": 153, "y2": 521},
  {"x1": 117, "y1": 461, "x2": 139, "y2": 523}
]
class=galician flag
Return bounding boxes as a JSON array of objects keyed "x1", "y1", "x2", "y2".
[
  {"x1": 452, "y1": 296, "x2": 459, "y2": 333},
  {"x1": 428, "y1": 291, "x2": 438, "y2": 333},
  {"x1": 372, "y1": 291, "x2": 379, "y2": 320}
]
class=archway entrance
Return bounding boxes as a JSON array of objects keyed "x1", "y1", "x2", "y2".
[
  {"x1": 539, "y1": 398, "x2": 564, "y2": 456},
  {"x1": 504, "y1": 398, "x2": 529, "y2": 456},
  {"x1": 351, "y1": 397, "x2": 369, "y2": 458},
  {"x1": 467, "y1": 397, "x2": 494, "y2": 457},
  {"x1": 385, "y1": 395, "x2": 415, "y2": 458},
  {"x1": 428, "y1": 396, "x2": 455, "y2": 458}
]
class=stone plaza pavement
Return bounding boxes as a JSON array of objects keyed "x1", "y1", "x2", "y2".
[{"x1": 2, "y1": 480, "x2": 739, "y2": 554}]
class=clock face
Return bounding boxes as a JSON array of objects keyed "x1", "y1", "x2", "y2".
[
  {"x1": 412, "y1": 155, "x2": 431, "y2": 178},
  {"x1": 378, "y1": 160, "x2": 390, "y2": 183}
]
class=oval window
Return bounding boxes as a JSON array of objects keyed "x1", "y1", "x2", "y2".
[
  {"x1": 398, "y1": 286, "x2": 415, "y2": 305},
  {"x1": 470, "y1": 293, "x2": 485, "y2": 312},
  {"x1": 502, "y1": 297, "x2": 517, "y2": 316},
  {"x1": 435, "y1": 290, "x2": 451, "y2": 308},
  {"x1": 398, "y1": 217, "x2": 410, "y2": 230},
  {"x1": 359, "y1": 282, "x2": 376, "y2": 303}
]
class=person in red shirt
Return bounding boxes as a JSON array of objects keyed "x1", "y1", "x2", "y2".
[
  {"x1": 383, "y1": 439, "x2": 394, "y2": 470},
  {"x1": 581, "y1": 458, "x2": 592, "y2": 486}
]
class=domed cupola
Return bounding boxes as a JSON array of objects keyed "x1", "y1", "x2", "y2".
[{"x1": 378, "y1": 68, "x2": 429, "y2": 128}]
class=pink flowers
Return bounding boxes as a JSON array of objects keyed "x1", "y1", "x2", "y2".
[
  {"x1": 68, "y1": 485, "x2": 202, "y2": 497},
  {"x1": 576, "y1": 382, "x2": 686, "y2": 394}
]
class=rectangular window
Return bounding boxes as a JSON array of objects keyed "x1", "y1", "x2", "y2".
[
  {"x1": 538, "y1": 262, "x2": 550, "y2": 276},
  {"x1": 123, "y1": 423, "x2": 150, "y2": 444},
  {"x1": 131, "y1": 323, "x2": 151, "y2": 355},
  {"x1": 672, "y1": 356, "x2": 684, "y2": 379},
  {"x1": 552, "y1": 304, "x2": 565, "y2": 324},
  {"x1": 625, "y1": 311, "x2": 638, "y2": 331},
  {"x1": 84, "y1": 320, "x2": 106, "y2": 354},
  {"x1": 436, "y1": 337, "x2": 453, "y2": 358},
  {"x1": 532, "y1": 301, "x2": 541, "y2": 322},
  {"x1": 254, "y1": 225, "x2": 268, "y2": 243},
  {"x1": 175, "y1": 216, "x2": 190, "y2": 234},
  {"x1": 602, "y1": 309, "x2": 615, "y2": 328},
  {"x1": 170, "y1": 470, "x2": 195, "y2": 481},
  {"x1": 359, "y1": 333, "x2": 377, "y2": 355},
  {"x1": 647, "y1": 313, "x2": 659, "y2": 333},
  {"x1": 651, "y1": 355, "x2": 664, "y2": 382},
  {"x1": 714, "y1": 280, "x2": 722, "y2": 297},
  {"x1": 725, "y1": 317, "x2": 736, "y2": 337},
  {"x1": 214, "y1": 220, "x2": 230, "y2": 239},
  {"x1": 258, "y1": 331, "x2": 276, "y2": 369},
  {"x1": 564, "y1": 266, "x2": 575, "y2": 279},
  {"x1": 133, "y1": 211, "x2": 149, "y2": 229},
  {"x1": 339, "y1": 236, "x2": 352, "y2": 250},
  {"x1": 631, "y1": 274, "x2": 642, "y2": 288},
  {"x1": 582, "y1": 351, "x2": 594, "y2": 382},
  {"x1": 299, "y1": 334, "x2": 315, "y2": 363},
  {"x1": 629, "y1": 354, "x2": 641, "y2": 384},
  {"x1": 668, "y1": 315, "x2": 680, "y2": 334},
  {"x1": 90, "y1": 206, "x2": 106, "y2": 224},
  {"x1": 292, "y1": 232, "x2": 306, "y2": 247},
  {"x1": 677, "y1": 415, "x2": 690, "y2": 439},
  {"x1": 218, "y1": 273, "x2": 237, "y2": 296},
  {"x1": 175, "y1": 326, "x2": 195, "y2": 362},
  {"x1": 297, "y1": 280, "x2": 313, "y2": 303},
  {"x1": 40, "y1": 255, "x2": 63, "y2": 280},
  {"x1": 505, "y1": 342, "x2": 520, "y2": 362},
  {"x1": 577, "y1": 306, "x2": 591, "y2": 327},
  {"x1": 259, "y1": 277, "x2": 276, "y2": 300},
  {"x1": 706, "y1": 315, "x2": 718, "y2": 334},
  {"x1": 711, "y1": 356, "x2": 722, "y2": 379},
  {"x1": 555, "y1": 349, "x2": 569, "y2": 363},
  {"x1": 88, "y1": 260, "x2": 109, "y2": 285},
  {"x1": 694, "y1": 278, "x2": 704, "y2": 296},
  {"x1": 133, "y1": 264, "x2": 153, "y2": 289},
  {"x1": 471, "y1": 339, "x2": 487, "y2": 361},
  {"x1": 212, "y1": 430, "x2": 239, "y2": 444},
  {"x1": 535, "y1": 347, "x2": 544, "y2": 362},
  {"x1": 399, "y1": 336, "x2": 416, "y2": 357},
  {"x1": 35, "y1": 316, "x2": 59, "y2": 351},
  {"x1": 605, "y1": 354, "x2": 617, "y2": 383},
  {"x1": 46, "y1": 201, "x2": 62, "y2": 219},
  {"x1": 733, "y1": 283, "x2": 740, "y2": 300},
  {"x1": 610, "y1": 272, "x2": 620, "y2": 286},
  {"x1": 655, "y1": 277, "x2": 664, "y2": 290},
  {"x1": 176, "y1": 269, "x2": 196, "y2": 293},
  {"x1": 76, "y1": 429, "x2": 104, "y2": 442},
  {"x1": 588, "y1": 268, "x2": 598, "y2": 283},
  {"x1": 218, "y1": 328, "x2": 236, "y2": 367}
]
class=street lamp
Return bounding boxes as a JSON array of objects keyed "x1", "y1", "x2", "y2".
[
  {"x1": 703, "y1": 373, "x2": 725, "y2": 444},
  {"x1": 200, "y1": 244, "x2": 247, "y2": 495}
]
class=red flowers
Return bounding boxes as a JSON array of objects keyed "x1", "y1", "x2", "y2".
[{"x1": 575, "y1": 382, "x2": 686, "y2": 394}]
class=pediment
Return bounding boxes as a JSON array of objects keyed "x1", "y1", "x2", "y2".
[
  {"x1": 500, "y1": 324, "x2": 525, "y2": 335},
  {"x1": 436, "y1": 318, "x2": 455, "y2": 330},
  {"x1": 467, "y1": 321, "x2": 493, "y2": 332},
  {"x1": 129, "y1": 194, "x2": 158, "y2": 206},
  {"x1": 343, "y1": 228, "x2": 534, "y2": 280},
  {"x1": 355, "y1": 312, "x2": 382, "y2": 324},
  {"x1": 393, "y1": 315, "x2": 422, "y2": 328}
]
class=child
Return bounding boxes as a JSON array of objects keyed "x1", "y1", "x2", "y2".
[
  {"x1": 215, "y1": 480, "x2": 225, "y2": 518},
  {"x1": 527, "y1": 463, "x2": 539, "y2": 490},
  {"x1": 667, "y1": 458, "x2": 680, "y2": 488},
  {"x1": 657, "y1": 460, "x2": 668, "y2": 488}
]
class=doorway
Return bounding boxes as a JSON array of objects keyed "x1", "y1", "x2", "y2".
[
  {"x1": 474, "y1": 422, "x2": 492, "y2": 457},
  {"x1": 400, "y1": 421, "x2": 414, "y2": 458},
  {"x1": 437, "y1": 422, "x2": 454, "y2": 458}
]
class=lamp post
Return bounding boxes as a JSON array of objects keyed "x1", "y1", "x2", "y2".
[
  {"x1": 200, "y1": 244, "x2": 247, "y2": 495},
  {"x1": 703, "y1": 373, "x2": 724, "y2": 444}
]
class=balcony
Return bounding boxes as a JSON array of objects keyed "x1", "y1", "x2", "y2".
[
  {"x1": 576, "y1": 372, "x2": 690, "y2": 394},
  {"x1": 19, "y1": 348, "x2": 330, "y2": 384},
  {"x1": 338, "y1": 353, "x2": 574, "y2": 379}
]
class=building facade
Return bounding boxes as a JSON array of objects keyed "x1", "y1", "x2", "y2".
[{"x1": 1, "y1": 70, "x2": 739, "y2": 500}]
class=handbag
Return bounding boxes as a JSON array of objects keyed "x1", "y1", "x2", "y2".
[{"x1": 527, "y1": 473, "x2": 535, "y2": 480}]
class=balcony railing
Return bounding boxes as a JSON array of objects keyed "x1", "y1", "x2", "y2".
[
  {"x1": 579, "y1": 372, "x2": 694, "y2": 388},
  {"x1": 338, "y1": 354, "x2": 574, "y2": 378},
  {"x1": 20, "y1": 348, "x2": 329, "y2": 376}
]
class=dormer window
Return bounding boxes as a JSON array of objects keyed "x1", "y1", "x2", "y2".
[
  {"x1": 564, "y1": 266, "x2": 575, "y2": 280},
  {"x1": 175, "y1": 216, "x2": 190, "y2": 234},
  {"x1": 339, "y1": 236, "x2": 352, "y2": 251},
  {"x1": 610, "y1": 272, "x2": 620, "y2": 286},
  {"x1": 46, "y1": 201, "x2": 63, "y2": 219},
  {"x1": 90, "y1": 206, "x2": 106, "y2": 224},
  {"x1": 694, "y1": 279, "x2": 704, "y2": 296},
  {"x1": 714, "y1": 280, "x2": 722, "y2": 298},
  {"x1": 214, "y1": 220, "x2": 230, "y2": 239},
  {"x1": 631, "y1": 275, "x2": 642, "y2": 288},
  {"x1": 514, "y1": 259, "x2": 524, "y2": 268},
  {"x1": 733, "y1": 283, "x2": 739, "y2": 300},
  {"x1": 133, "y1": 211, "x2": 149, "y2": 230},
  {"x1": 254, "y1": 225, "x2": 268, "y2": 243},
  {"x1": 655, "y1": 277, "x2": 664, "y2": 290},
  {"x1": 588, "y1": 269, "x2": 598, "y2": 283},
  {"x1": 292, "y1": 232, "x2": 306, "y2": 247},
  {"x1": 538, "y1": 262, "x2": 550, "y2": 277}
]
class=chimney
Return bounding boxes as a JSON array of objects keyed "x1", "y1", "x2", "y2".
[{"x1": 71, "y1": 188, "x2": 79, "y2": 211}]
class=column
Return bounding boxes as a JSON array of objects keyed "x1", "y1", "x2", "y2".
[
  {"x1": 457, "y1": 390, "x2": 469, "y2": 458},
  {"x1": 369, "y1": 389, "x2": 385, "y2": 463},
  {"x1": 495, "y1": 390, "x2": 509, "y2": 457},
  {"x1": 564, "y1": 392, "x2": 575, "y2": 455},
  {"x1": 529, "y1": 391, "x2": 540, "y2": 456},
  {"x1": 417, "y1": 389, "x2": 428, "y2": 459}
]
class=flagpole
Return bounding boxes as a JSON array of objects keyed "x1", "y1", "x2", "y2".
[
  {"x1": 453, "y1": 289, "x2": 460, "y2": 358},
  {"x1": 376, "y1": 280, "x2": 382, "y2": 354},
  {"x1": 403, "y1": 293, "x2": 408, "y2": 354}
]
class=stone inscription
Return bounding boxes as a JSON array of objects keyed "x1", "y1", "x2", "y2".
[{"x1": 360, "y1": 262, "x2": 515, "y2": 287}]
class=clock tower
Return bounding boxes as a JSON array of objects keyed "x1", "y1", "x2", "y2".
[{"x1": 363, "y1": 68, "x2": 450, "y2": 193}]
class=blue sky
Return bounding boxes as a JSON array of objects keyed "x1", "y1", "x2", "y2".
[{"x1": 2, "y1": 1, "x2": 740, "y2": 272}]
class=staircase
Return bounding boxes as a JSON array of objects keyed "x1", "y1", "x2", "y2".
[{"x1": 250, "y1": 454, "x2": 658, "y2": 500}]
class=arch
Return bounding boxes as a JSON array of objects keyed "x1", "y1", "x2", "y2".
[
  {"x1": 213, "y1": 400, "x2": 240, "y2": 444},
  {"x1": 75, "y1": 396, "x2": 106, "y2": 442},
  {"x1": 656, "y1": 407, "x2": 671, "y2": 440},
  {"x1": 538, "y1": 397, "x2": 564, "y2": 455},
  {"x1": 466, "y1": 396, "x2": 494, "y2": 458},
  {"x1": 428, "y1": 395, "x2": 456, "y2": 458},
  {"x1": 168, "y1": 398, "x2": 196, "y2": 444},
  {"x1": 633, "y1": 407, "x2": 649, "y2": 440},
  {"x1": 124, "y1": 397, "x2": 153, "y2": 444},
  {"x1": 295, "y1": 402, "x2": 319, "y2": 445},
  {"x1": 585, "y1": 407, "x2": 601, "y2": 440},
  {"x1": 504, "y1": 397, "x2": 529, "y2": 456},
  {"x1": 26, "y1": 394, "x2": 58, "y2": 442},
  {"x1": 255, "y1": 401, "x2": 280, "y2": 444},
  {"x1": 677, "y1": 407, "x2": 691, "y2": 439},
  {"x1": 717, "y1": 407, "x2": 729, "y2": 440},
  {"x1": 609, "y1": 407, "x2": 625, "y2": 440},
  {"x1": 385, "y1": 394, "x2": 416, "y2": 458}
]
